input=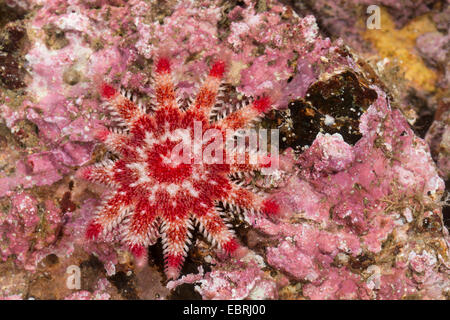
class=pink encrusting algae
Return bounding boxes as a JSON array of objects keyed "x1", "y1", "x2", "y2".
[{"x1": 0, "y1": 0, "x2": 448, "y2": 300}]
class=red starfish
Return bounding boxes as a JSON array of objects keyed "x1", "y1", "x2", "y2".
[{"x1": 78, "y1": 58, "x2": 279, "y2": 279}]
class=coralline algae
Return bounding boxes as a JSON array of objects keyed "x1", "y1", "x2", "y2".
[{"x1": 0, "y1": 0, "x2": 448, "y2": 300}]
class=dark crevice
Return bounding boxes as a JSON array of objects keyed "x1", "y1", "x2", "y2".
[
  {"x1": 108, "y1": 271, "x2": 139, "y2": 300},
  {"x1": 80, "y1": 255, "x2": 106, "y2": 292},
  {"x1": 443, "y1": 179, "x2": 450, "y2": 229},
  {"x1": 261, "y1": 71, "x2": 377, "y2": 152},
  {"x1": 0, "y1": 2, "x2": 27, "y2": 28},
  {"x1": 407, "y1": 90, "x2": 436, "y2": 138},
  {"x1": 0, "y1": 3, "x2": 29, "y2": 90}
]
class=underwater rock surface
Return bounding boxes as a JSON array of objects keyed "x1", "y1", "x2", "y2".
[{"x1": 0, "y1": 0, "x2": 448, "y2": 299}]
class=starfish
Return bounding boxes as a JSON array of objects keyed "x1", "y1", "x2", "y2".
[{"x1": 78, "y1": 58, "x2": 279, "y2": 279}]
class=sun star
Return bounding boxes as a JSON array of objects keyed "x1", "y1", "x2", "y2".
[{"x1": 78, "y1": 58, "x2": 279, "y2": 279}]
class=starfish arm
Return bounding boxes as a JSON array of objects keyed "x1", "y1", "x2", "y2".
[
  {"x1": 226, "y1": 149, "x2": 273, "y2": 174},
  {"x1": 190, "y1": 61, "x2": 225, "y2": 117},
  {"x1": 218, "y1": 96, "x2": 272, "y2": 130},
  {"x1": 222, "y1": 182, "x2": 280, "y2": 217},
  {"x1": 153, "y1": 58, "x2": 178, "y2": 110},
  {"x1": 100, "y1": 83, "x2": 145, "y2": 126},
  {"x1": 86, "y1": 190, "x2": 133, "y2": 239},
  {"x1": 77, "y1": 160, "x2": 117, "y2": 186},
  {"x1": 195, "y1": 209, "x2": 239, "y2": 254},
  {"x1": 122, "y1": 199, "x2": 159, "y2": 257},
  {"x1": 224, "y1": 182, "x2": 260, "y2": 208},
  {"x1": 93, "y1": 127, "x2": 130, "y2": 155},
  {"x1": 161, "y1": 216, "x2": 193, "y2": 279}
]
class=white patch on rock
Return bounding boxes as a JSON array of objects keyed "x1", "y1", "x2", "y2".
[{"x1": 324, "y1": 114, "x2": 335, "y2": 126}]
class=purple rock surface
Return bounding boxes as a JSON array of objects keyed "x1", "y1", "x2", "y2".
[{"x1": 0, "y1": 0, "x2": 448, "y2": 300}]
